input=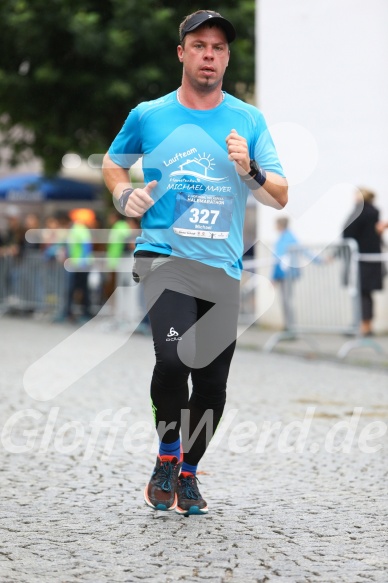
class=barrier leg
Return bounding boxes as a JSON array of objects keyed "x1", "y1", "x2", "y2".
[{"x1": 337, "y1": 337, "x2": 385, "y2": 359}]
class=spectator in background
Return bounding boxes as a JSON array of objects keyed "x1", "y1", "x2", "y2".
[
  {"x1": 272, "y1": 216, "x2": 300, "y2": 332},
  {"x1": 42, "y1": 215, "x2": 60, "y2": 258},
  {"x1": 0, "y1": 206, "x2": 24, "y2": 257},
  {"x1": 44, "y1": 211, "x2": 72, "y2": 265},
  {"x1": 22, "y1": 213, "x2": 44, "y2": 314},
  {"x1": 343, "y1": 187, "x2": 388, "y2": 337},
  {"x1": 105, "y1": 210, "x2": 133, "y2": 299},
  {"x1": 63, "y1": 208, "x2": 95, "y2": 323},
  {"x1": 101, "y1": 211, "x2": 142, "y2": 331},
  {"x1": 50, "y1": 211, "x2": 72, "y2": 323},
  {"x1": 1, "y1": 206, "x2": 25, "y2": 303},
  {"x1": 22, "y1": 213, "x2": 41, "y2": 253}
]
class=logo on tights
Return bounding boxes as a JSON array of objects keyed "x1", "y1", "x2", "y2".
[{"x1": 166, "y1": 327, "x2": 181, "y2": 341}]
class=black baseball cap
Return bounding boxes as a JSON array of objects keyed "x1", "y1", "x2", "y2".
[{"x1": 180, "y1": 11, "x2": 236, "y2": 44}]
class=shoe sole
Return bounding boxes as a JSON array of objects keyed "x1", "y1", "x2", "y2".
[
  {"x1": 143, "y1": 486, "x2": 177, "y2": 511},
  {"x1": 175, "y1": 505, "x2": 208, "y2": 516}
]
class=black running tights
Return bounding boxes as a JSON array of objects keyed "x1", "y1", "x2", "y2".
[{"x1": 143, "y1": 260, "x2": 240, "y2": 466}]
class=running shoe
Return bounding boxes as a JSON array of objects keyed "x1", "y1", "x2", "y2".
[
  {"x1": 175, "y1": 472, "x2": 208, "y2": 516},
  {"x1": 144, "y1": 455, "x2": 181, "y2": 511}
]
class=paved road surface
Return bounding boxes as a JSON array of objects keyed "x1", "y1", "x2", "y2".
[{"x1": 0, "y1": 317, "x2": 387, "y2": 582}]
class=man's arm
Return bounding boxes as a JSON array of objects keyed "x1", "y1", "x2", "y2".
[
  {"x1": 235, "y1": 166, "x2": 288, "y2": 209},
  {"x1": 226, "y1": 129, "x2": 288, "y2": 209},
  {"x1": 102, "y1": 152, "x2": 156, "y2": 217}
]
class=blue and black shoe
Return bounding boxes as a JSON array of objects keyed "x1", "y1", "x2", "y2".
[
  {"x1": 144, "y1": 455, "x2": 181, "y2": 511},
  {"x1": 175, "y1": 472, "x2": 208, "y2": 516}
]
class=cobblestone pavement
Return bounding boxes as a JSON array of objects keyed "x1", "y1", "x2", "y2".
[{"x1": 0, "y1": 316, "x2": 387, "y2": 583}]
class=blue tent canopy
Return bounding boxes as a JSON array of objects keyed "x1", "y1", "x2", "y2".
[{"x1": 0, "y1": 174, "x2": 102, "y2": 202}]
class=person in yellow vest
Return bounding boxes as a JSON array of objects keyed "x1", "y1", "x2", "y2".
[{"x1": 105, "y1": 210, "x2": 133, "y2": 296}]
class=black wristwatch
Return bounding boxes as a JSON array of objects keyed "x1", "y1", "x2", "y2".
[
  {"x1": 247, "y1": 159, "x2": 267, "y2": 186},
  {"x1": 249, "y1": 159, "x2": 260, "y2": 178}
]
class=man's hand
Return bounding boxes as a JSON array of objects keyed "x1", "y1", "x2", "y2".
[
  {"x1": 122, "y1": 180, "x2": 158, "y2": 217},
  {"x1": 102, "y1": 153, "x2": 158, "y2": 218},
  {"x1": 225, "y1": 130, "x2": 288, "y2": 209},
  {"x1": 225, "y1": 129, "x2": 250, "y2": 174}
]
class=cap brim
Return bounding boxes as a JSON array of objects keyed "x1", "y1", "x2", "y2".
[{"x1": 181, "y1": 14, "x2": 236, "y2": 44}]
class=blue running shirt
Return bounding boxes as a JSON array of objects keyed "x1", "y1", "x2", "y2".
[{"x1": 108, "y1": 91, "x2": 284, "y2": 279}]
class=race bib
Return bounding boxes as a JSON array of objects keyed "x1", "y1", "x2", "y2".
[{"x1": 173, "y1": 191, "x2": 234, "y2": 239}]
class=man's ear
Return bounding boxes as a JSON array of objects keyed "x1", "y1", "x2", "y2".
[{"x1": 177, "y1": 45, "x2": 184, "y2": 62}]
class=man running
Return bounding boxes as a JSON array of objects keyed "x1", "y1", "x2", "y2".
[{"x1": 103, "y1": 9, "x2": 287, "y2": 516}]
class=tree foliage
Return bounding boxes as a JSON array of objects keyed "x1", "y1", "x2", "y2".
[{"x1": 0, "y1": 0, "x2": 255, "y2": 174}]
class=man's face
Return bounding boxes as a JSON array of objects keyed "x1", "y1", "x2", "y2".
[{"x1": 177, "y1": 26, "x2": 230, "y2": 91}]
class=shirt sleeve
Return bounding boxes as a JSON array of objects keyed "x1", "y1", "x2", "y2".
[
  {"x1": 253, "y1": 113, "x2": 285, "y2": 177},
  {"x1": 108, "y1": 107, "x2": 143, "y2": 169}
]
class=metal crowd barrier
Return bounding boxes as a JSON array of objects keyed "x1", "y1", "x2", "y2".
[
  {"x1": 0, "y1": 251, "x2": 144, "y2": 326},
  {"x1": 0, "y1": 251, "x2": 67, "y2": 317},
  {"x1": 243, "y1": 240, "x2": 387, "y2": 359},
  {"x1": 1, "y1": 244, "x2": 386, "y2": 358}
]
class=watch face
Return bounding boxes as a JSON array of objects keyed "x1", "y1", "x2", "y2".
[{"x1": 249, "y1": 160, "x2": 259, "y2": 176}]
